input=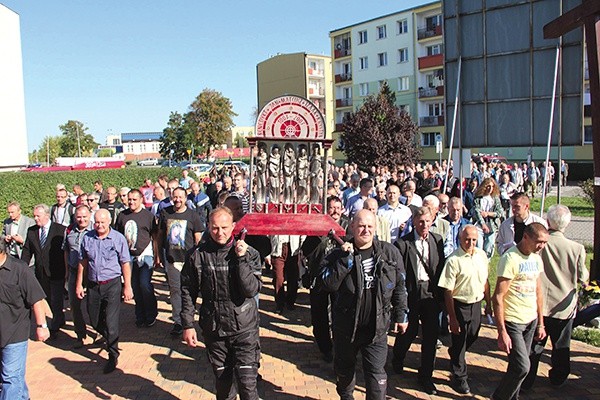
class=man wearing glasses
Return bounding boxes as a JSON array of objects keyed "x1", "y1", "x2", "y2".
[{"x1": 86, "y1": 193, "x2": 101, "y2": 223}]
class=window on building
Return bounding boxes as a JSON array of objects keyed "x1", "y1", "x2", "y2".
[
  {"x1": 398, "y1": 48, "x2": 409, "y2": 63},
  {"x1": 343, "y1": 87, "x2": 352, "y2": 100},
  {"x1": 358, "y1": 30, "x2": 368, "y2": 44},
  {"x1": 359, "y1": 56, "x2": 368, "y2": 70},
  {"x1": 584, "y1": 126, "x2": 593, "y2": 144},
  {"x1": 421, "y1": 132, "x2": 437, "y2": 147},
  {"x1": 377, "y1": 25, "x2": 387, "y2": 39},
  {"x1": 427, "y1": 44, "x2": 443, "y2": 56},
  {"x1": 398, "y1": 76, "x2": 409, "y2": 91},
  {"x1": 426, "y1": 14, "x2": 443, "y2": 30},
  {"x1": 359, "y1": 83, "x2": 369, "y2": 96},
  {"x1": 428, "y1": 103, "x2": 444, "y2": 116},
  {"x1": 397, "y1": 19, "x2": 408, "y2": 34},
  {"x1": 377, "y1": 52, "x2": 388, "y2": 67}
]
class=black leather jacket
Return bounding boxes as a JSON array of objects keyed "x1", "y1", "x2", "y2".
[
  {"x1": 320, "y1": 239, "x2": 408, "y2": 342},
  {"x1": 180, "y1": 236, "x2": 262, "y2": 338}
]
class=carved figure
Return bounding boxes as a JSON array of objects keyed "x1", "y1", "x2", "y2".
[
  {"x1": 268, "y1": 146, "x2": 281, "y2": 203},
  {"x1": 282, "y1": 144, "x2": 296, "y2": 204}
]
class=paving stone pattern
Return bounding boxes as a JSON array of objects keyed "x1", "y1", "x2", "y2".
[{"x1": 26, "y1": 268, "x2": 600, "y2": 400}]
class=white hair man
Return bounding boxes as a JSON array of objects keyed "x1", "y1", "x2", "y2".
[{"x1": 521, "y1": 205, "x2": 588, "y2": 389}]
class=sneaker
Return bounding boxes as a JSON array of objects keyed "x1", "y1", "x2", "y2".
[
  {"x1": 146, "y1": 318, "x2": 157, "y2": 327},
  {"x1": 451, "y1": 379, "x2": 470, "y2": 394},
  {"x1": 170, "y1": 323, "x2": 183, "y2": 336}
]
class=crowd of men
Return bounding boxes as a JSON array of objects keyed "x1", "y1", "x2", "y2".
[{"x1": 0, "y1": 158, "x2": 592, "y2": 399}]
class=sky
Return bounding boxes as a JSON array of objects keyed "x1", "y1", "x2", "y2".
[{"x1": 2, "y1": 0, "x2": 429, "y2": 151}]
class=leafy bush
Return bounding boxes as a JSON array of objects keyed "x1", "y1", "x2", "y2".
[
  {"x1": 0, "y1": 167, "x2": 182, "y2": 221},
  {"x1": 579, "y1": 178, "x2": 594, "y2": 203},
  {"x1": 572, "y1": 326, "x2": 600, "y2": 347}
]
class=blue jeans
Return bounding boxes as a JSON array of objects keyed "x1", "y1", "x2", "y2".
[
  {"x1": 0, "y1": 340, "x2": 29, "y2": 400},
  {"x1": 131, "y1": 255, "x2": 158, "y2": 325}
]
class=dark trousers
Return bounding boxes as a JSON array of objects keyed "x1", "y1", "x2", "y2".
[
  {"x1": 310, "y1": 289, "x2": 337, "y2": 355},
  {"x1": 449, "y1": 300, "x2": 482, "y2": 381},
  {"x1": 492, "y1": 319, "x2": 537, "y2": 400},
  {"x1": 87, "y1": 277, "x2": 122, "y2": 360},
  {"x1": 205, "y1": 328, "x2": 260, "y2": 400},
  {"x1": 39, "y1": 275, "x2": 65, "y2": 332},
  {"x1": 272, "y1": 243, "x2": 299, "y2": 309},
  {"x1": 334, "y1": 330, "x2": 388, "y2": 400},
  {"x1": 393, "y1": 297, "x2": 440, "y2": 379},
  {"x1": 523, "y1": 317, "x2": 573, "y2": 388},
  {"x1": 68, "y1": 268, "x2": 87, "y2": 339},
  {"x1": 131, "y1": 255, "x2": 158, "y2": 325}
]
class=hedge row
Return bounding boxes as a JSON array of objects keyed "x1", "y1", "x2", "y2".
[{"x1": 0, "y1": 167, "x2": 183, "y2": 221}]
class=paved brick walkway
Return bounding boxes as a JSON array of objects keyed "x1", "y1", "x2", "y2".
[{"x1": 26, "y1": 269, "x2": 600, "y2": 400}]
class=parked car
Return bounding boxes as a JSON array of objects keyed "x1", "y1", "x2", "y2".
[
  {"x1": 138, "y1": 158, "x2": 158, "y2": 166},
  {"x1": 220, "y1": 160, "x2": 249, "y2": 172},
  {"x1": 188, "y1": 163, "x2": 214, "y2": 181}
]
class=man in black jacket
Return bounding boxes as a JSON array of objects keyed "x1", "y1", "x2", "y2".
[
  {"x1": 320, "y1": 209, "x2": 408, "y2": 400},
  {"x1": 301, "y1": 195, "x2": 349, "y2": 362},
  {"x1": 181, "y1": 207, "x2": 262, "y2": 400},
  {"x1": 392, "y1": 206, "x2": 445, "y2": 395},
  {"x1": 21, "y1": 204, "x2": 67, "y2": 339}
]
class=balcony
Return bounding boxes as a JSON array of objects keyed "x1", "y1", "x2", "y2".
[
  {"x1": 334, "y1": 48, "x2": 352, "y2": 58},
  {"x1": 418, "y1": 54, "x2": 443, "y2": 70},
  {"x1": 334, "y1": 73, "x2": 352, "y2": 83},
  {"x1": 418, "y1": 86, "x2": 444, "y2": 98},
  {"x1": 417, "y1": 24, "x2": 443, "y2": 40},
  {"x1": 308, "y1": 68, "x2": 324, "y2": 77},
  {"x1": 336, "y1": 98, "x2": 352, "y2": 108},
  {"x1": 419, "y1": 115, "x2": 445, "y2": 126},
  {"x1": 308, "y1": 87, "x2": 325, "y2": 97}
]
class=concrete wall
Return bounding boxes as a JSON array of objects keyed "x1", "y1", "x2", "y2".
[{"x1": 0, "y1": 5, "x2": 29, "y2": 169}]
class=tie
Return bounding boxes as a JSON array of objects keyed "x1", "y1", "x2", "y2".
[{"x1": 40, "y1": 226, "x2": 47, "y2": 248}]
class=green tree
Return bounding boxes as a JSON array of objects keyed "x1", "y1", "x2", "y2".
[
  {"x1": 58, "y1": 120, "x2": 99, "y2": 157},
  {"x1": 37, "y1": 136, "x2": 62, "y2": 165},
  {"x1": 187, "y1": 88, "x2": 237, "y2": 157},
  {"x1": 160, "y1": 111, "x2": 193, "y2": 161},
  {"x1": 341, "y1": 82, "x2": 421, "y2": 170},
  {"x1": 97, "y1": 148, "x2": 114, "y2": 157}
]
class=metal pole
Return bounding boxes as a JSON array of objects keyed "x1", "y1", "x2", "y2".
[
  {"x1": 76, "y1": 123, "x2": 82, "y2": 158},
  {"x1": 540, "y1": 46, "x2": 560, "y2": 217},
  {"x1": 443, "y1": 57, "x2": 462, "y2": 194}
]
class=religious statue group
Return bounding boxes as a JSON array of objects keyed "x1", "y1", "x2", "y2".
[{"x1": 255, "y1": 142, "x2": 322, "y2": 205}]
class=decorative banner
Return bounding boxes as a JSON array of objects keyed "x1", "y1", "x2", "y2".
[{"x1": 256, "y1": 95, "x2": 325, "y2": 140}]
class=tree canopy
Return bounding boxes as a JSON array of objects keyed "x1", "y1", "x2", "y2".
[
  {"x1": 340, "y1": 82, "x2": 421, "y2": 170},
  {"x1": 160, "y1": 111, "x2": 193, "y2": 161},
  {"x1": 58, "y1": 120, "x2": 99, "y2": 157},
  {"x1": 187, "y1": 88, "x2": 237, "y2": 158}
]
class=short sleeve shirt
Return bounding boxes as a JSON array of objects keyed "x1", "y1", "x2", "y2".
[
  {"x1": 438, "y1": 247, "x2": 489, "y2": 304},
  {"x1": 159, "y1": 207, "x2": 203, "y2": 263},
  {"x1": 80, "y1": 229, "x2": 131, "y2": 283},
  {"x1": 115, "y1": 208, "x2": 156, "y2": 257},
  {"x1": 0, "y1": 256, "x2": 46, "y2": 347},
  {"x1": 496, "y1": 246, "x2": 542, "y2": 324}
]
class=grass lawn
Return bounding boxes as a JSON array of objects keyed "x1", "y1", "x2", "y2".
[{"x1": 529, "y1": 196, "x2": 594, "y2": 217}]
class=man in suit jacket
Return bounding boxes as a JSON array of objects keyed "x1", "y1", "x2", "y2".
[
  {"x1": 392, "y1": 206, "x2": 445, "y2": 395},
  {"x1": 21, "y1": 204, "x2": 67, "y2": 337},
  {"x1": 522, "y1": 205, "x2": 589, "y2": 389},
  {"x1": 3, "y1": 201, "x2": 35, "y2": 259}
]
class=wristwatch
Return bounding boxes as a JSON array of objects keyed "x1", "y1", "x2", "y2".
[{"x1": 36, "y1": 323, "x2": 48, "y2": 329}]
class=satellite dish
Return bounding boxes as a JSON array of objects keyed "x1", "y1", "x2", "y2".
[{"x1": 336, "y1": 43, "x2": 342, "y2": 50}]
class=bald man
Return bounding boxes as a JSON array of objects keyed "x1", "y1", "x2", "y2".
[
  {"x1": 320, "y1": 209, "x2": 408, "y2": 399},
  {"x1": 363, "y1": 197, "x2": 390, "y2": 243},
  {"x1": 76, "y1": 208, "x2": 132, "y2": 374},
  {"x1": 438, "y1": 225, "x2": 491, "y2": 394}
]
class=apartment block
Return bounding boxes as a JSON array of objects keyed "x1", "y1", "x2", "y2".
[
  {"x1": 256, "y1": 52, "x2": 334, "y2": 138},
  {"x1": 329, "y1": 1, "x2": 443, "y2": 162}
]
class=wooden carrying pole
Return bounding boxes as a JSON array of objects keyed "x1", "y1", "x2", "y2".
[{"x1": 544, "y1": 2, "x2": 600, "y2": 279}]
